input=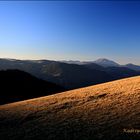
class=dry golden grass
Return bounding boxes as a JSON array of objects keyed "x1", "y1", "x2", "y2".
[{"x1": 0, "y1": 76, "x2": 140, "y2": 140}]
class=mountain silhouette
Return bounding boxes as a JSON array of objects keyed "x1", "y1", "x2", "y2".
[
  {"x1": 0, "y1": 58, "x2": 140, "y2": 90},
  {"x1": 125, "y1": 63, "x2": 140, "y2": 71},
  {"x1": 44, "y1": 62, "x2": 113, "y2": 89},
  {"x1": 0, "y1": 59, "x2": 113, "y2": 89},
  {"x1": 93, "y1": 58, "x2": 120, "y2": 67},
  {"x1": 0, "y1": 69, "x2": 65, "y2": 105}
]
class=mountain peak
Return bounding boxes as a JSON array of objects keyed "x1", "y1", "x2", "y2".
[
  {"x1": 94, "y1": 58, "x2": 119, "y2": 67},
  {"x1": 125, "y1": 63, "x2": 140, "y2": 71}
]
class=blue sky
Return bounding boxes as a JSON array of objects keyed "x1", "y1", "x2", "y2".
[{"x1": 0, "y1": 1, "x2": 140, "y2": 64}]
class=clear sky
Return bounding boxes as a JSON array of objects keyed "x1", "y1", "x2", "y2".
[{"x1": 0, "y1": 1, "x2": 140, "y2": 65}]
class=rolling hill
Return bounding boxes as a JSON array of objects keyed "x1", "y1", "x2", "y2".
[{"x1": 0, "y1": 76, "x2": 140, "y2": 140}]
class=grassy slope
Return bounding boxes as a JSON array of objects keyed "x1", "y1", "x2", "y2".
[{"x1": 0, "y1": 76, "x2": 140, "y2": 140}]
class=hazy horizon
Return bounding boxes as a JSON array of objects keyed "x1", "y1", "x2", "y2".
[
  {"x1": 0, "y1": 1, "x2": 140, "y2": 65},
  {"x1": 0, "y1": 57, "x2": 139, "y2": 66}
]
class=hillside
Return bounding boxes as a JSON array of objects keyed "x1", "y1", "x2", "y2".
[
  {"x1": 0, "y1": 70, "x2": 64, "y2": 105},
  {"x1": 0, "y1": 76, "x2": 140, "y2": 140}
]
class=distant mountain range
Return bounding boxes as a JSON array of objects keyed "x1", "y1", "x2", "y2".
[
  {"x1": 61, "y1": 58, "x2": 140, "y2": 71},
  {"x1": 0, "y1": 58, "x2": 140, "y2": 90},
  {"x1": 0, "y1": 69, "x2": 64, "y2": 105},
  {"x1": 61, "y1": 58, "x2": 140, "y2": 70}
]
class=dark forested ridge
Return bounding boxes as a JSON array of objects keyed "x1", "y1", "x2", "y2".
[{"x1": 0, "y1": 70, "x2": 65, "y2": 105}]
